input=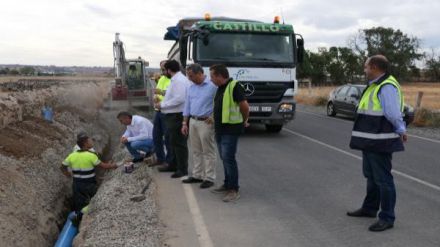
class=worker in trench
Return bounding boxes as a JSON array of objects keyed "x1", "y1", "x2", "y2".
[{"x1": 60, "y1": 134, "x2": 117, "y2": 225}]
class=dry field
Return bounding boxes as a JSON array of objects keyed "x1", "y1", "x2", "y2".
[
  {"x1": 402, "y1": 83, "x2": 440, "y2": 110},
  {"x1": 297, "y1": 83, "x2": 440, "y2": 110},
  {"x1": 0, "y1": 75, "x2": 111, "y2": 83}
]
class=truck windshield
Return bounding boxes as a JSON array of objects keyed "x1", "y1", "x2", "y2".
[{"x1": 195, "y1": 33, "x2": 294, "y2": 64}]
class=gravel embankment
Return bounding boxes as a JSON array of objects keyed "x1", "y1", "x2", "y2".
[
  {"x1": 1, "y1": 78, "x2": 163, "y2": 247},
  {"x1": 0, "y1": 78, "x2": 111, "y2": 247},
  {"x1": 71, "y1": 108, "x2": 162, "y2": 247}
]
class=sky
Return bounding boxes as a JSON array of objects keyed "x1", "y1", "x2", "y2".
[{"x1": 0, "y1": 0, "x2": 439, "y2": 67}]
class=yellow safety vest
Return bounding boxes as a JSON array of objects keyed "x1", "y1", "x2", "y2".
[
  {"x1": 222, "y1": 80, "x2": 243, "y2": 124},
  {"x1": 155, "y1": 75, "x2": 171, "y2": 102},
  {"x1": 62, "y1": 151, "x2": 100, "y2": 181},
  {"x1": 350, "y1": 75, "x2": 405, "y2": 153}
]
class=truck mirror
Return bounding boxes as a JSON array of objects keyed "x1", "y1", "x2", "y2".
[
  {"x1": 202, "y1": 35, "x2": 209, "y2": 46},
  {"x1": 296, "y1": 38, "x2": 304, "y2": 63}
]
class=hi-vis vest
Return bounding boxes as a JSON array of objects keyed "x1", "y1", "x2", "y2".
[
  {"x1": 155, "y1": 75, "x2": 171, "y2": 102},
  {"x1": 222, "y1": 80, "x2": 243, "y2": 124},
  {"x1": 350, "y1": 74, "x2": 404, "y2": 153},
  {"x1": 63, "y1": 151, "x2": 100, "y2": 182}
]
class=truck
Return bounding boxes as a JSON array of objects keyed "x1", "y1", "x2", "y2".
[
  {"x1": 111, "y1": 33, "x2": 154, "y2": 109},
  {"x1": 164, "y1": 15, "x2": 304, "y2": 132}
]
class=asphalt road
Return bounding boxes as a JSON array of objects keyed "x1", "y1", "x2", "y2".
[{"x1": 157, "y1": 106, "x2": 440, "y2": 247}]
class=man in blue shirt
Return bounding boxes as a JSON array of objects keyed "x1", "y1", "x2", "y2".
[
  {"x1": 181, "y1": 63, "x2": 218, "y2": 189},
  {"x1": 348, "y1": 55, "x2": 408, "y2": 232}
]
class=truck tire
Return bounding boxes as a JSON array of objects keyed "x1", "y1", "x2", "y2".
[{"x1": 265, "y1": 124, "x2": 283, "y2": 133}]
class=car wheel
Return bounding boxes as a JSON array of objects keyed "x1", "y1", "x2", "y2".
[{"x1": 327, "y1": 102, "x2": 336, "y2": 116}]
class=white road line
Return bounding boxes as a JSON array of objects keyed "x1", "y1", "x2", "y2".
[
  {"x1": 407, "y1": 134, "x2": 440, "y2": 144},
  {"x1": 297, "y1": 109, "x2": 440, "y2": 144},
  {"x1": 297, "y1": 109, "x2": 352, "y2": 123},
  {"x1": 282, "y1": 128, "x2": 440, "y2": 192},
  {"x1": 183, "y1": 184, "x2": 214, "y2": 247}
]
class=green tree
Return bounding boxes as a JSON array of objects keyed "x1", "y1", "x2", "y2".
[
  {"x1": 325, "y1": 47, "x2": 363, "y2": 84},
  {"x1": 350, "y1": 27, "x2": 423, "y2": 80},
  {"x1": 425, "y1": 49, "x2": 440, "y2": 81},
  {"x1": 19, "y1": 66, "x2": 36, "y2": 75},
  {"x1": 8, "y1": 69, "x2": 19, "y2": 75},
  {"x1": 0, "y1": 67, "x2": 10, "y2": 75},
  {"x1": 307, "y1": 48, "x2": 330, "y2": 84},
  {"x1": 298, "y1": 47, "x2": 364, "y2": 85}
]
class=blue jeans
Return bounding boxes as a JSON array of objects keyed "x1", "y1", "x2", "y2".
[
  {"x1": 215, "y1": 134, "x2": 240, "y2": 191},
  {"x1": 125, "y1": 139, "x2": 154, "y2": 159},
  {"x1": 361, "y1": 151, "x2": 396, "y2": 223},
  {"x1": 153, "y1": 111, "x2": 172, "y2": 163}
]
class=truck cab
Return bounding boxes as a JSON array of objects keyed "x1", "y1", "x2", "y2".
[{"x1": 164, "y1": 16, "x2": 304, "y2": 132}]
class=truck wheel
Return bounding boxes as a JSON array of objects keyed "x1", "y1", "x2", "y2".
[{"x1": 265, "y1": 124, "x2": 283, "y2": 133}]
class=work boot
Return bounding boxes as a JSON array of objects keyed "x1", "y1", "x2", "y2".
[
  {"x1": 132, "y1": 157, "x2": 144, "y2": 163},
  {"x1": 222, "y1": 190, "x2": 240, "y2": 202},
  {"x1": 200, "y1": 180, "x2": 214, "y2": 189},
  {"x1": 71, "y1": 212, "x2": 83, "y2": 227},
  {"x1": 149, "y1": 161, "x2": 165, "y2": 167},
  {"x1": 182, "y1": 177, "x2": 203, "y2": 183},
  {"x1": 211, "y1": 185, "x2": 228, "y2": 194}
]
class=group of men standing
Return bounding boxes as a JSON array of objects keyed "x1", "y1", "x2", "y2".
[
  {"x1": 62, "y1": 55, "x2": 406, "y2": 232},
  {"x1": 119, "y1": 60, "x2": 249, "y2": 203}
]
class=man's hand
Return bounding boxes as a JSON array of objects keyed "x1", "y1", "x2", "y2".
[
  {"x1": 153, "y1": 95, "x2": 161, "y2": 103},
  {"x1": 401, "y1": 133, "x2": 408, "y2": 143},
  {"x1": 60, "y1": 166, "x2": 72, "y2": 178},
  {"x1": 181, "y1": 123, "x2": 189, "y2": 136},
  {"x1": 100, "y1": 161, "x2": 118, "y2": 169},
  {"x1": 120, "y1": 136, "x2": 128, "y2": 144},
  {"x1": 154, "y1": 88, "x2": 165, "y2": 95},
  {"x1": 244, "y1": 119, "x2": 250, "y2": 128},
  {"x1": 154, "y1": 102, "x2": 161, "y2": 110}
]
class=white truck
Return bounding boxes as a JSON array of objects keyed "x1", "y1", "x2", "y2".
[{"x1": 164, "y1": 16, "x2": 304, "y2": 132}]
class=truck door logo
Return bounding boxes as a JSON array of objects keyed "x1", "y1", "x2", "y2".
[
  {"x1": 233, "y1": 69, "x2": 257, "y2": 80},
  {"x1": 234, "y1": 69, "x2": 248, "y2": 80},
  {"x1": 242, "y1": 83, "x2": 255, "y2": 96}
]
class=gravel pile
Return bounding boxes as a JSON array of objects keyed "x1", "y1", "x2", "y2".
[
  {"x1": 74, "y1": 156, "x2": 162, "y2": 247},
  {"x1": 1, "y1": 77, "x2": 163, "y2": 246}
]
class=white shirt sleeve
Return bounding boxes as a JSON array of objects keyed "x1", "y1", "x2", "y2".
[{"x1": 122, "y1": 129, "x2": 131, "y2": 138}]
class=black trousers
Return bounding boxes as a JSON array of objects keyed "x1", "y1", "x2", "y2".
[
  {"x1": 164, "y1": 113, "x2": 188, "y2": 174},
  {"x1": 72, "y1": 180, "x2": 97, "y2": 213}
]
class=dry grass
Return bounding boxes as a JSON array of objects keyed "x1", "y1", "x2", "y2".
[
  {"x1": 297, "y1": 83, "x2": 440, "y2": 110},
  {"x1": 0, "y1": 75, "x2": 112, "y2": 83},
  {"x1": 296, "y1": 86, "x2": 335, "y2": 106},
  {"x1": 401, "y1": 83, "x2": 440, "y2": 110}
]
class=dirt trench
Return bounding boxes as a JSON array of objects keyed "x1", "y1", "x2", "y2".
[{"x1": 0, "y1": 78, "x2": 116, "y2": 246}]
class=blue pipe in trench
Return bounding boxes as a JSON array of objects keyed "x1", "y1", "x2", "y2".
[{"x1": 54, "y1": 212, "x2": 78, "y2": 247}]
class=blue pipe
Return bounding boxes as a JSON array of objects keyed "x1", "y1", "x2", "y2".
[{"x1": 54, "y1": 212, "x2": 78, "y2": 247}]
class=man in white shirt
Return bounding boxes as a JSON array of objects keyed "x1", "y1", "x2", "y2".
[
  {"x1": 117, "y1": 111, "x2": 154, "y2": 163},
  {"x1": 154, "y1": 60, "x2": 191, "y2": 178}
]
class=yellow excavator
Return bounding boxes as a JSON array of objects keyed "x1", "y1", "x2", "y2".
[{"x1": 110, "y1": 33, "x2": 154, "y2": 109}]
